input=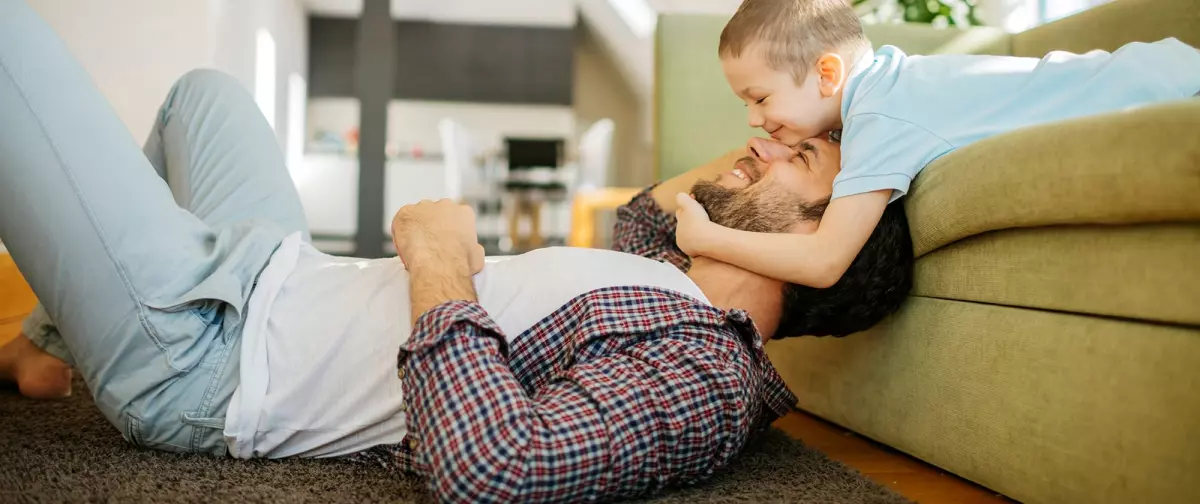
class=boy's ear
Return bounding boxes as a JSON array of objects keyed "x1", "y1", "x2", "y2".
[{"x1": 816, "y1": 53, "x2": 846, "y2": 97}]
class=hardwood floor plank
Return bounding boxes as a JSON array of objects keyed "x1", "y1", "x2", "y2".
[{"x1": 773, "y1": 411, "x2": 1015, "y2": 504}]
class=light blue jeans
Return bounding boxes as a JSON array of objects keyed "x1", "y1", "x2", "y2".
[{"x1": 0, "y1": 0, "x2": 309, "y2": 456}]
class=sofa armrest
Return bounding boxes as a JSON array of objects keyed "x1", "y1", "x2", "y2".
[{"x1": 906, "y1": 99, "x2": 1200, "y2": 257}]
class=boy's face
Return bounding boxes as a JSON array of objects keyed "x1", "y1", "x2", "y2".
[{"x1": 722, "y1": 47, "x2": 842, "y2": 149}]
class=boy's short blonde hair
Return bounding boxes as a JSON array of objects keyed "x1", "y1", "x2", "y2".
[{"x1": 719, "y1": 0, "x2": 870, "y2": 82}]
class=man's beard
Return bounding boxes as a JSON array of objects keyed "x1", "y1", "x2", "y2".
[{"x1": 690, "y1": 179, "x2": 828, "y2": 234}]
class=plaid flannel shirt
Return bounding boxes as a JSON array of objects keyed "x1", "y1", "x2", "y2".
[{"x1": 352, "y1": 187, "x2": 796, "y2": 502}]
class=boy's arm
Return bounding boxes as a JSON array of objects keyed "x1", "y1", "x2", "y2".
[
  {"x1": 684, "y1": 190, "x2": 891, "y2": 288},
  {"x1": 682, "y1": 113, "x2": 948, "y2": 287}
]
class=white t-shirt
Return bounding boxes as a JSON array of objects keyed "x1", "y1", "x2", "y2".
[{"x1": 223, "y1": 233, "x2": 709, "y2": 459}]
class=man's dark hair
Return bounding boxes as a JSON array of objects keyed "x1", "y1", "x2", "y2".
[{"x1": 776, "y1": 202, "x2": 913, "y2": 337}]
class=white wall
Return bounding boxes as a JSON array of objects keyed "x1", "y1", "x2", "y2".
[
  {"x1": 649, "y1": 0, "x2": 741, "y2": 14},
  {"x1": 26, "y1": 0, "x2": 306, "y2": 153},
  {"x1": 212, "y1": 0, "x2": 308, "y2": 151},
  {"x1": 307, "y1": 98, "x2": 576, "y2": 158},
  {"x1": 27, "y1": 0, "x2": 218, "y2": 142},
  {"x1": 14, "y1": 1, "x2": 306, "y2": 256},
  {"x1": 305, "y1": 0, "x2": 576, "y2": 27}
]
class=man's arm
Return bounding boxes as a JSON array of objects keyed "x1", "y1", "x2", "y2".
[
  {"x1": 682, "y1": 190, "x2": 891, "y2": 288},
  {"x1": 391, "y1": 196, "x2": 788, "y2": 502},
  {"x1": 398, "y1": 295, "x2": 770, "y2": 503},
  {"x1": 392, "y1": 198, "x2": 484, "y2": 319}
]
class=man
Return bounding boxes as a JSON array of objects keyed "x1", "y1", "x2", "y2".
[{"x1": 0, "y1": 1, "x2": 911, "y2": 502}]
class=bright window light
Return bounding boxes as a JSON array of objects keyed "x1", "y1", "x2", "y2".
[
  {"x1": 607, "y1": 0, "x2": 657, "y2": 39},
  {"x1": 255, "y1": 28, "x2": 277, "y2": 130},
  {"x1": 1043, "y1": 0, "x2": 1104, "y2": 24},
  {"x1": 286, "y1": 72, "x2": 307, "y2": 174}
]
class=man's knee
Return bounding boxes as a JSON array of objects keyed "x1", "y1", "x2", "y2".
[
  {"x1": 156, "y1": 69, "x2": 253, "y2": 125},
  {"x1": 168, "y1": 69, "x2": 248, "y2": 105}
]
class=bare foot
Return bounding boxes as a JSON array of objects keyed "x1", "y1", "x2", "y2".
[{"x1": 0, "y1": 333, "x2": 72, "y2": 399}]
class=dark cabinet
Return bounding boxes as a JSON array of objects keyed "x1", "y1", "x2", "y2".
[{"x1": 309, "y1": 17, "x2": 574, "y2": 105}]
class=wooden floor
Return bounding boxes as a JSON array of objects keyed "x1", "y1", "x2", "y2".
[
  {"x1": 0, "y1": 254, "x2": 1011, "y2": 503},
  {"x1": 773, "y1": 411, "x2": 1013, "y2": 503}
]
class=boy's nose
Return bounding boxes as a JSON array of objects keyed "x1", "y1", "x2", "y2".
[
  {"x1": 747, "y1": 108, "x2": 765, "y2": 128},
  {"x1": 747, "y1": 137, "x2": 793, "y2": 163}
]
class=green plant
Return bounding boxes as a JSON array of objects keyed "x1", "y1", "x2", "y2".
[{"x1": 853, "y1": 0, "x2": 983, "y2": 27}]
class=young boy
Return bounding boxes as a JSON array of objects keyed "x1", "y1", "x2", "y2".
[{"x1": 674, "y1": 0, "x2": 1200, "y2": 289}]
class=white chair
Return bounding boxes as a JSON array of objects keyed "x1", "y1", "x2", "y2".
[
  {"x1": 437, "y1": 118, "x2": 477, "y2": 202},
  {"x1": 575, "y1": 118, "x2": 615, "y2": 191},
  {"x1": 568, "y1": 118, "x2": 645, "y2": 248}
]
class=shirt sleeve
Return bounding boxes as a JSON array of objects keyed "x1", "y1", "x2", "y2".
[
  {"x1": 835, "y1": 112, "x2": 955, "y2": 202},
  {"x1": 399, "y1": 300, "x2": 762, "y2": 503},
  {"x1": 612, "y1": 186, "x2": 691, "y2": 272}
]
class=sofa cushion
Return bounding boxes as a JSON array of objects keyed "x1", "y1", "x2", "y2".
[
  {"x1": 906, "y1": 98, "x2": 1200, "y2": 258},
  {"x1": 765, "y1": 297, "x2": 1200, "y2": 504},
  {"x1": 913, "y1": 224, "x2": 1200, "y2": 326}
]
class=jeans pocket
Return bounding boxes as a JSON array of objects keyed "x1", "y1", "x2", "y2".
[
  {"x1": 141, "y1": 297, "x2": 226, "y2": 373},
  {"x1": 125, "y1": 414, "x2": 145, "y2": 447},
  {"x1": 182, "y1": 412, "x2": 226, "y2": 429}
]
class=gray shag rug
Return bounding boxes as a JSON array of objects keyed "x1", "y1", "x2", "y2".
[{"x1": 0, "y1": 379, "x2": 911, "y2": 503}]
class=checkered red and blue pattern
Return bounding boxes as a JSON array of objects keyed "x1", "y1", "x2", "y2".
[
  {"x1": 612, "y1": 187, "x2": 692, "y2": 272},
  {"x1": 352, "y1": 188, "x2": 796, "y2": 503}
]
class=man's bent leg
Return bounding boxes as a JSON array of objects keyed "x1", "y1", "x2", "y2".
[
  {"x1": 143, "y1": 69, "x2": 311, "y2": 237},
  {"x1": 18, "y1": 69, "x2": 312, "y2": 398},
  {"x1": 0, "y1": 1, "x2": 277, "y2": 454}
]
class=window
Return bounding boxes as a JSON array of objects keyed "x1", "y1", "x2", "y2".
[
  {"x1": 286, "y1": 73, "x2": 307, "y2": 173},
  {"x1": 1002, "y1": 0, "x2": 1110, "y2": 32},
  {"x1": 1041, "y1": 0, "x2": 1108, "y2": 23},
  {"x1": 607, "y1": 0, "x2": 657, "y2": 38},
  {"x1": 255, "y1": 28, "x2": 277, "y2": 130}
]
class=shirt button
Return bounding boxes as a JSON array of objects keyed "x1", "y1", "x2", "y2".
[
  {"x1": 407, "y1": 438, "x2": 419, "y2": 450},
  {"x1": 399, "y1": 401, "x2": 408, "y2": 413},
  {"x1": 397, "y1": 367, "x2": 406, "y2": 379}
]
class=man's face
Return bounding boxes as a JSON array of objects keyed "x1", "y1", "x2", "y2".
[
  {"x1": 691, "y1": 136, "x2": 840, "y2": 233},
  {"x1": 721, "y1": 47, "x2": 838, "y2": 149}
]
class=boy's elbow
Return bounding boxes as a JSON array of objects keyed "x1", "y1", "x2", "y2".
[
  {"x1": 810, "y1": 257, "x2": 850, "y2": 289},
  {"x1": 810, "y1": 272, "x2": 839, "y2": 289}
]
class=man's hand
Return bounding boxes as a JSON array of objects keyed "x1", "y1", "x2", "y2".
[
  {"x1": 391, "y1": 199, "x2": 484, "y2": 319},
  {"x1": 673, "y1": 192, "x2": 721, "y2": 258},
  {"x1": 392, "y1": 199, "x2": 485, "y2": 275}
]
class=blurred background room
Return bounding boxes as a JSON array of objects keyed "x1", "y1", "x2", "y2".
[
  {"x1": 3, "y1": 0, "x2": 1109, "y2": 259},
  {"x1": 12, "y1": 3, "x2": 1200, "y2": 504}
]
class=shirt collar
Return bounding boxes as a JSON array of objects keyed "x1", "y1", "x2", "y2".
[{"x1": 840, "y1": 48, "x2": 881, "y2": 123}]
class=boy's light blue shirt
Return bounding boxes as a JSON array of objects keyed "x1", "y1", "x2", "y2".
[{"x1": 835, "y1": 38, "x2": 1200, "y2": 202}]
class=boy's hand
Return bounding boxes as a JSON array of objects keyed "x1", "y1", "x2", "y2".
[{"x1": 674, "y1": 192, "x2": 719, "y2": 257}]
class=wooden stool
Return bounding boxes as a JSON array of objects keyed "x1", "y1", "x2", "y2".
[{"x1": 568, "y1": 188, "x2": 643, "y2": 248}]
